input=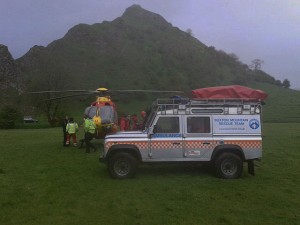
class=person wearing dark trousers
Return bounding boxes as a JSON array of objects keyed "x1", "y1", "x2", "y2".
[
  {"x1": 61, "y1": 115, "x2": 69, "y2": 147},
  {"x1": 84, "y1": 115, "x2": 96, "y2": 153},
  {"x1": 85, "y1": 132, "x2": 96, "y2": 153}
]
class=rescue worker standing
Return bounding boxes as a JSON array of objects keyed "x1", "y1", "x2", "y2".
[
  {"x1": 84, "y1": 115, "x2": 96, "y2": 153},
  {"x1": 66, "y1": 117, "x2": 79, "y2": 146},
  {"x1": 61, "y1": 115, "x2": 69, "y2": 147},
  {"x1": 131, "y1": 114, "x2": 138, "y2": 130},
  {"x1": 119, "y1": 114, "x2": 126, "y2": 131},
  {"x1": 125, "y1": 115, "x2": 131, "y2": 131},
  {"x1": 138, "y1": 111, "x2": 146, "y2": 130}
]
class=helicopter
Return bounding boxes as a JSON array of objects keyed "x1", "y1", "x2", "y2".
[{"x1": 30, "y1": 87, "x2": 183, "y2": 139}]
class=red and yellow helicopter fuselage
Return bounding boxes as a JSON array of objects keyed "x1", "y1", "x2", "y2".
[{"x1": 85, "y1": 89, "x2": 118, "y2": 138}]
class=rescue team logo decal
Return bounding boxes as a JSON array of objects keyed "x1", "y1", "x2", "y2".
[
  {"x1": 249, "y1": 119, "x2": 260, "y2": 129},
  {"x1": 213, "y1": 115, "x2": 261, "y2": 134}
]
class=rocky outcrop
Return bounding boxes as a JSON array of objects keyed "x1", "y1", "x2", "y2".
[
  {"x1": 17, "y1": 45, "x2": 46, "y2": 68},
  {"x1": 0, "y1": 44, "x2": 21, "y2": 91},
  {"x1": 121, "y1": 4, "x2": 169, "y2": 25}
]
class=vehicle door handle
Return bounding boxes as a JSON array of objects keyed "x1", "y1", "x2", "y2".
[
  {"x1": 172, "y1": 142, "x2": 181, "y2": 145},
  {"x1": 203, "y1": 142, "x2": 210, "y2": 145}
]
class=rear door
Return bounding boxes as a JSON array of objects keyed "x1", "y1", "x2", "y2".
[{"x1": 183, "y1": 115, "x2": 215, "y2": 160}]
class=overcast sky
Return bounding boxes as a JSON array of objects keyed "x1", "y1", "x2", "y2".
[{"x1": 1, "y1": 0, "x2": 299, "y2": 88}]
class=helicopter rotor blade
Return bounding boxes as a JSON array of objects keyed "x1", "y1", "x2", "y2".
[
  {"x1": 28, "y1": 88, "x2": 183, "y2": 94},
  {"x1": 29, "y1": 90, "x2": 96, "y2": 94},
  {"x1": 28, "y1": 88, "x2": 184, "y2": 99},
  {"x1": 42, "y1": 93, "x2": 95, "y2": 101},
  {"x1": 110, "y1": 90, "x2": 184, "y2": 93}
]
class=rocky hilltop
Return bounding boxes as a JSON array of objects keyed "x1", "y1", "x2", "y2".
[{"x1": 0, "y1": 44, "x2": 22, "y2": 106}]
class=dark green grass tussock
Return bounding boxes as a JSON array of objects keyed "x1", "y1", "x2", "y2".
[{"x1": 1, "y1": 124, "x2": 300, "y2": 225}]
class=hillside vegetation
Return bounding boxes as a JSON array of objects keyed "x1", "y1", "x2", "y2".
[{"x1": 17, "y1": 5, "x2": 283, "y2": 91}]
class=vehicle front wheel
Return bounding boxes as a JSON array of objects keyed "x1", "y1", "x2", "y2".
[
  {"x1": 214, "y1": 153, "x2": 243, "y2": 179},
  {"x1": 108, "y1": 152, "x2": 137, "y2": 179}
]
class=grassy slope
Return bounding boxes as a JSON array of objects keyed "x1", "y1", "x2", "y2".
[
  {"x1": 0, "y1": 123, "x2": 299, "y2": 225},
  {"x1": 251, "y1": 83, "x2": 300, "y2": 123}
]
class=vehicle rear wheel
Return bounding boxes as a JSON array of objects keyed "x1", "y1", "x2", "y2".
[
  {"x1": 108, "y1": 152, "x2": 137, "y2": 179},
  {"x1": 214, "y1": 153, "x2": 243, "y2": 179}
]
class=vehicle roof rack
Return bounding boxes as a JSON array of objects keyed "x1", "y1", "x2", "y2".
[
  {"x1": 145, "y1": 97, "x2": 263, "y2": 129},
  {"x1": 155, "y1": 98, "x2": 262, "y2": 109}
]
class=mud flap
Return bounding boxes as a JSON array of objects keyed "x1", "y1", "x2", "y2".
[{"x1": 248, "y1": 160, "x2": 255, "y2": 176}]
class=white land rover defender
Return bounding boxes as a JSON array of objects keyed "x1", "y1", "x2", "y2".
[{"x1": 100, "y1": 97, "x2": 263, "y2": 179}]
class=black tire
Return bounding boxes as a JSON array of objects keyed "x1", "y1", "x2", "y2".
[
  {"x1": 108, "y1": 152, "x2": 137, "y2": 179},
  {"x1": 214, "y1": 153, "x2": 243, "y2": 179}
]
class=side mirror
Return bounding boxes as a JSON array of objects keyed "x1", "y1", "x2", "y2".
[
  {"x1": 148, "y1": 125, "x2": 160, "y2": 137},
  {"x1": 153, "y1": 125, "x2": 159, "y2": 134}
]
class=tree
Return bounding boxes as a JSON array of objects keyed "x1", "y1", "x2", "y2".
[
  {"x1": 249, "y1": 59, "x2": 264, "y2": 71},
  {"x1": 282, "y1": 79, "x2": 291, "y2": 88},
  {"x1": 275, "y1": 80, "x2": 282, "y2": 86},
  {"x1": 228, "y1": 53, "x2": 239, "y2": 62},
  {"x1": 186, "y1": 28, "x2": 193, "y2": 37},
  {"x1": 27, "y1": 61, "x2": 70, "y2": 126}
]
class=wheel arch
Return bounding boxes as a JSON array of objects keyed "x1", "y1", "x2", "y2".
[
  {"x1": 211, "y1": 144, "x2": 245, "y2": 162},
  {"x1": 105, "y1": 144, "x2": 142, "y2": 163}
]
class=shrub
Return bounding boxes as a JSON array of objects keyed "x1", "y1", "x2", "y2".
[{"x1": 0, "y1": 106, "x2": 21, "y2": 129}]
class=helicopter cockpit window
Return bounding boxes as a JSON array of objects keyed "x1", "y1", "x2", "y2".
[
  {"x1": 85, "y1": 106, "x2": 97, "y2": 118},
  {"x1": 100, "y1": 106, "x2": 115, "y2": 124}
]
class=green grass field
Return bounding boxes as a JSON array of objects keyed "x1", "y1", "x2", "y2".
[{"x1": 0, "y1": 123, "x2": 299, "y2": 225}]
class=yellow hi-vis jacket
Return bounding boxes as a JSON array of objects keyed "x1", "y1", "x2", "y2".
[
  {"x1": 84, "y1": 119, "x2": 96, "y2": 134},
  {"x1": 66, "y1": 122, "x2": 79, "y2": 134}
]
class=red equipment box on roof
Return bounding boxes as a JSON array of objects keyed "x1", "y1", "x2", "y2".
[{"x1": 191, "y1": 85, "x2": 268, "y2": 101}]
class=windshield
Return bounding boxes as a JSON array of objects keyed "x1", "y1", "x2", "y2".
[
  {"x1": 85, "y1": 106, "x2": 97, "y2": 118},
  {"x1": 100, "y1": 106, "x2": 115, "y2": 124}
]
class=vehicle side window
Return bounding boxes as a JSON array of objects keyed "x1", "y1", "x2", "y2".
[
  {"x1": 187, "y1": 117, "x2": 210, "y2": 133},
  {"x1": 155, "y1": 117, "x2": 179, "y2": 133}
]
